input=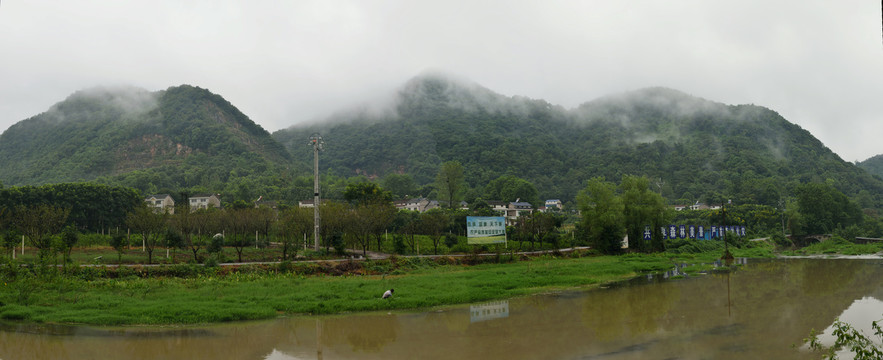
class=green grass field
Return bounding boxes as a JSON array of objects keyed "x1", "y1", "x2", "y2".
[
  {"x1": 0, "y1": 235, "x2": 783, "y2": 326},
  {"x1": 0, "y1": 254, "x2": 677, "y2": 326}
]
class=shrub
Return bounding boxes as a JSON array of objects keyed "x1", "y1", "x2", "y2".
[
  {"x1": 449, "y1": 243, "x2": 471, "y2": 253},
  {"x1": 277, "y1": 260, "x2": 292, "y2": 273},
  {"x1": 665, "y1": 239, "x2": 724, "y2": 254},
  {"x1": 79, "y1": 233, "x2": 110, "y2": 248},
  {"x1": 770, "y1": 233, "x2": 792, "y2": 248},
  {"x1": 330, "y1": 234, "x2": 345, "y2": 256},
  {"x1": 444, "y1": 233, "x2": 458, "y2": 249},
  {"x1": 393, "y1": 235, "x2": 407, "y2": 255},
  {"x1": 545, "y1": 232, "x2": 561, "y2": 248}
]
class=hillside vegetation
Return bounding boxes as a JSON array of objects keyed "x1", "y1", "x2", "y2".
[
  {"x1": 0, "y1": 85, "x2": 295, "y2": 202},
  {"x1": 1, "y1": 74, "x2": 881, "y2": 210},
  {"x1": 274, "y1": 74, "x2": 883, "y2": 208},
  {"x1": 857, "y1": 154, "x2": 883, "y2": 179}
]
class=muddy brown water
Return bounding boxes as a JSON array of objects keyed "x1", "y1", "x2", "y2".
[{"x1": 2, "y1": 258, "x2": 883, "y2": 360}]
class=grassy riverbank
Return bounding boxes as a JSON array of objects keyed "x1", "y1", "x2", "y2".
[
  {"x1": 0, "y1": 253, "x2": 681, "y2": 326},
  {"x1": 781, "y1": 237, "x2": 883, "y2": 256}
]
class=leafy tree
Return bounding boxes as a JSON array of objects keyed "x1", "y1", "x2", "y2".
[
  {"x1": 0, "y1": 207, "x2": 9, "y2": 258},
  {"x1": 276, "y1": 206, "x2": 312, "y2": 260},
  {"x1": 343, "y1": 182, "x2": 392, "y2": 206},
  {"x1": 2, "y1": 232, "x2": 12, "y2": 259},
  {"x1": 808, "y1": 318, "x2": 883, "y2": 359},
  {"x1": 393, "y1": 210, "x2": 421, "y2": 253},
  {"x1": 444, "y1": 232, "x2": 458, "y2": 249},
  {"x1": 382, "y1": 173, "x2": 417, "y2": 200},
  {"x1": 515, "y1": 211, "x2": 558, "y2": 250},
  {"x1": 109, "y1": 233, "x2": 127, "y2": 263},
  {"x1": 578, "y1": 177, "x2": 624, "y2": 254},
  {"x1": 786, "y1": 203, "x2": 806, "y2": 238},
  {"x1": 342, "y1": 199, "x2": 396, "y2": 256},
  {"x1": 347, "y1": 205, "x2": 373, "y2": 256},
  {"x1": 329, "y1": 232, "x2": 346, "y2": 256},
  {"x1": 231, "y1": 200, "x2": 252, "y2": 210},
  {"x1": 125, "y1": 205, "x2": 168, "y2": 264},
  {"x1": 252, "y1": 207, "x2": 276, "y2": 249},
  {"x1": 369, "y1": 202, "x2": 397, "y2": 252},
  {"x1": 0, "y1": 183, "x2": 141, "y2": 233},
  {"x1": 446, "y1": 208, "x2": 471, "y2": 237},
  {"x1": 207, "y1": 234, "x2": 224, "y2": 262},
  {"x1": 436, "y1": 161, "x2": 464, "y2": 208},
  {"x1": 319, "y1": 202, "x2": 349, "y2": 252},
  {"x1": 59, "y1": 225, "x2": 79, "y2": 267},
  {"x1": 392, "y1": 234, "x2": 407, "y2": 254},
  {"x1": 621, "y1": 175, "x2": 668, "y2": 252},
  {"x1": 469, "y1": 198, "x2": 498, "y2": 216},
  {"x1": 13, "y1": 204, "x2": 71, "y2": 261},
  {"x1": 171, "y1": 205, "x2": 209, "y2": 261},
  {"x1": 164, "y1": 228, "x2": 184, "y2": 262},
  {"x1": 222, "y1": 208, "x2": 258, "y2": 263},
  {"x1": 484, "y1": 175, "x2": 539, "y2": 206},
  {"x1": 795, "y1": 182, "x2": 863, "y2": 235},
  {"x1": 420, "y1": 209, "x2": 449, "y2": 254}
]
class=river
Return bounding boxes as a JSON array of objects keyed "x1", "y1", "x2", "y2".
[{"x1": 2, "y1": 258, "x2": 882, "y2": 359}]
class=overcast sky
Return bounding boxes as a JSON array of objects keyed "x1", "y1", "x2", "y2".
[{"x1": 1, "y1": 1, "x2": 881, "y2": 161}]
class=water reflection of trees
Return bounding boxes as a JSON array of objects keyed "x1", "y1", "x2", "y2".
[
  {"x1": 797, "y1": 259, "x2": 863, "y2": 296},
  {"x1": 581, "y1": 281, "x2": 681, "y2": 341},
  {"x1": 321, "y1": 314, "x2": 400, "y2": 353}
]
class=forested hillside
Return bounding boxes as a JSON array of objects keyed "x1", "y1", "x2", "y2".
[
  {"x1": 2, "y1": 75, "x2": 880, "y2": 210},
  {"x1": 0, "y1": 85, "x2": 295, "y2": 202},
  {"x1": 274, "y1": 74, "x2": 883, "y2": 208},
  {"x1": 858, "y1": 155, "x2": 883, "y2": 180}
]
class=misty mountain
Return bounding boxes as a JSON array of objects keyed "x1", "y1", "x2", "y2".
[
  {"x1": 274, "y1": 73, "x2": 883, "y2": 207},
  {"x1": 2, "y1": 74, "x2": 879, "y2": 208},
  {"x1": 0, "y1": 85, "x2": 293, "y2": 199},
  {"x1": 858, "y1": 155, "x2": 883, "y2": 179}
]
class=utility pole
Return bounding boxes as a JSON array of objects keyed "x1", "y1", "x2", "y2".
[{"x1": 309, "y1": 134, "x2": 324, "y2": 251}]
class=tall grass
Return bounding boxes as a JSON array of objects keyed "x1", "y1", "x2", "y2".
[{"x1": 798, "y1": 238, "x2": 883, "y2": 256}]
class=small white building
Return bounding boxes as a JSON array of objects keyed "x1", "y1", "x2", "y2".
[
  {"x1": 393, "y1": 198, "x2": 441, "y2": 212},
  {"x1": 507, "y1": 201, "x2": 533, "y2": 219},
  {"x1": 145, "y1": 194, "x2": 175, "y2": 214},
  {"x1": 487, "y1": 200, "x2": 509, "y2": 215},
  {"x1": 394, "y1": 198, "x2": 423, "y2": 212},
  {"x1": 189, "y1": 194, "x2": 221, "y2": 211},
  {"x1": 544, "y1": 199, "x2": 563, "y2": 210}
]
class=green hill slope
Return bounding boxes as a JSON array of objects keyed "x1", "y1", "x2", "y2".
[
  {"x1": 0, "y1": 85, "x2": 293, "y2": 201},
  {"x1": 274, "y1": 74, "x2": 883, "y2": 208},
  {"x1": 858, "y1": 155, "x2": 883, "y2": 179}
]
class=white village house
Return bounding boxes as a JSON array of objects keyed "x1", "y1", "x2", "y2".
[
  {"x1": 144, "y1": 194, "x2": 175, "y2": 214},
  {"x1": 189, "y1": 194, "x2": 221, "y2": 210}
]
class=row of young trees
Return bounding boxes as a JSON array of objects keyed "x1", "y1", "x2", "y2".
[
  {"x1": 117, "y1": 200, "x2": 561, "y2": 263},
  {"x1": 0, "y1": 204, "x2": 72, "y2": 261},
  {"x1": 0, "y1": 183, "x2": 564, "y2": 265}
]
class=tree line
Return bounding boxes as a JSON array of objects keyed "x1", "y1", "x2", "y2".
[
  {"x1": 0, "y1": 177, "x2": 567, "y2": 265},
  {"x1": 577, "y1": 175, "x2": 875, "y2": 254},
  {"x1": 0, "y1": 166, "x2": 876, "y2": 263}
]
